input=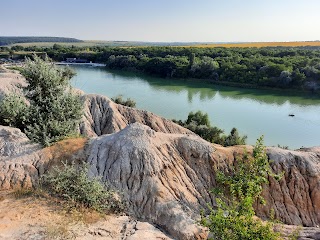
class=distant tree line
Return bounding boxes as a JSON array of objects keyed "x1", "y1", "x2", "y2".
[
  {"x1": 2, "y1": 44, "x2": 320, "y2": 92},
  {"x1": 0, "y1": 36, "x2": 82, "y2": 46}
]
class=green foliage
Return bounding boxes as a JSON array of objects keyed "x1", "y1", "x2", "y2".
[
  {"x1": 0, "y1": 55, "x2": 83, "y2": 146},
  {"x1": 6, "y1": 66, "x2": 24, "y2": 72},
  {"x1": 173, "y1": 111, "x2": 247, "y2": 146},
  {"x1": 42, "y1": 162, "x2": 124, "y2": 213},
  {"x1": 186, "y1": 111, "x2": 210, "y2": 126},
  {"x1": 7, "y1": 44, "x2": 320, "y2": 92},
  {"x1": 200, "y1": 137, "x2": 282, "y2": 240},
  {"x1": 201, "y1": 200, "x2": 279, "y2": 240},
  {"x1": 224, "y1": 128, "x2": 247, "y2": 146},
  {"x1": 217, "y1": 136, "x2": 279, "y2": 202},
  {"x1": 0, "y1": 94, "x2": 28, "y2": 129},
  {"x1": 111, "y1": 95, "x2": 136, "y2": 108}
]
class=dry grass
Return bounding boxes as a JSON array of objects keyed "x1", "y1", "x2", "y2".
[
  {"x1": 43, "y1": 137, "x2": 88, "y2": 168},
  {"x1": 1, "y1": 189, "x2": 105, "y2": 239},
  {"x1": 45, "y1": 221, "x2": 74, "y2": 240},
  {"x1": 187, "y1": 41, "x2": 320, "y2": 48},
  {"x1": 11, "y1": 188, "x2": 35, "y2": 199}
]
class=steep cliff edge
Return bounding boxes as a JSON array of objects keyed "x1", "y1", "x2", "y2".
[{"x1": 258, "y1": 147, "x2": 320, "y2": 227}]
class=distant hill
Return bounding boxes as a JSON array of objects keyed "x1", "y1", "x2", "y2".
[{"x1": 0, "y1": 37, "x2": 83, "y2": 46}]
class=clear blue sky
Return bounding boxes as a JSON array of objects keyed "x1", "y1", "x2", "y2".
[{"x1": 1, "y1": 0, "x2": 320, "y2": 42}]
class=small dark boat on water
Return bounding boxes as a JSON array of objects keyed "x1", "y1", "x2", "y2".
[{"x1": 288, "y1": 114, "x2": 295, "y2": 117}]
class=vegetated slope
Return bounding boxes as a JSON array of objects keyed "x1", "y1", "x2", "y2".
[{"x1": 0, "y1": 36, "x2": 83, "y2": 46}]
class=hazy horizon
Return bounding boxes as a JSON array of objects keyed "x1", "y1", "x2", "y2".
[{"x1": 1, "y1": 0, "x2": 320, "y2": 42}]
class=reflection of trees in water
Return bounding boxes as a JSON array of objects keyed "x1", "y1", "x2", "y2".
[
  {"x1": 187, "y1": 88, "x2": 217, "y2": 103},
  {"x1": 148, "y1": 79, "x2": 320, "y2": 106},
  {"x1": 83, "y1": 67, "x2": 320, "y2": 107}
]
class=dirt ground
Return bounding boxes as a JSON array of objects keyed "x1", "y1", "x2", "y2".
[{"x1": 0, "y1": 191, "x2": 170, "y2": 240}]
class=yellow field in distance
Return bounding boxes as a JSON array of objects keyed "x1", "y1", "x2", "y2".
[
  {"x1": 7, "y1": 41, "x2": 320, "y2": 48},
  {"x1": 188, "y1": 41, "x2": 320, "y2": 48}
]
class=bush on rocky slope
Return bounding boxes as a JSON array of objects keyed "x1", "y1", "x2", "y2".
[
  {"x1": 42, "y1": 161, "x2": 124, "y2": 213},
  {"x1": 0, "y1": 55, "x2": 83, "y2": 146},
  {"x1": 201, "y1": 136, "x2": 282, "y2": 240}
]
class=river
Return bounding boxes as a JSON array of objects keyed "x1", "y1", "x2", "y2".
[{"x1": 70, "y1": 66, "x2": 320, "y2": 149}]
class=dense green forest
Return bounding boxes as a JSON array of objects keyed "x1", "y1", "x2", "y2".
[
  {"x1": 2, "y1": 44, "x2": 320, "y2": 92},
  {"x1": 0, "y1": 37, "x2": 82, "y2": 46}
]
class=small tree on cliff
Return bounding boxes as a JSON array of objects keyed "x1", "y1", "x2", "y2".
[
  {"x1": 0, "y1": 55, "x2": 83, "y2": 146},
  {"x1": 200, "y1": 136, "x2": 282, "y2": 240}
]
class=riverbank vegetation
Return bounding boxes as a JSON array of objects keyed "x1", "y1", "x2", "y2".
[
  {"x1": 173, "y1": 111, "x2": 247, "y2": 146},
  {"x1": 2, "y1": 45, "x2": 320, "y2": 93}
]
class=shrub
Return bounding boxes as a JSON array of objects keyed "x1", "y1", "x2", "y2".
[
  {"x1": 173, "y1": 111, "x2": 247, "y2": 146},
  {"x1": 42, "y1": 162, "x2": 124, "y2": 213},
  {"x1": 200, "y1": 136, "x2": 282, "y2": 240},
  {"x1": 224, "y1": 127, "x2": 247, "y2": 146},
  {"x1": 0, "y1": 94, "x2": 28, "y2": 129},
  {"x1": 111, "y1": 95, "x2": 136, "y2": 107},
  {"x1": 0, "y1": 55, "x2": 83, "y2": 146}
]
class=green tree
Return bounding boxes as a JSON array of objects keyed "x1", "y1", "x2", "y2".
[
  {"x1": 22, "y1": 56, "x2": 83, "y2": 146},
  {"x1": 200, "y1": 137, "x2": 282, "y2": 240},
  {"x1": 173, "y1": 111, "x2": 247, "y2": 146},
  {"x1": 186, "y1": 111, "x2": 210, "y2": 126},
  {"x1": 224, "y1": 127, "x2": 247, "y2": 146},
  {"x1": 0, "y1": 55, "x2": 83, "y2": 146}
]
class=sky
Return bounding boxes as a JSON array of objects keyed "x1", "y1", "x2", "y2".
[{"x1": 1, "y1": 0, "x2": 320, "y2": 42}]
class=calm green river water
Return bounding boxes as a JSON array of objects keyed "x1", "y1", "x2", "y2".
[{"x1": 71, "y1": 66, "x2": 320, "y2": 149}]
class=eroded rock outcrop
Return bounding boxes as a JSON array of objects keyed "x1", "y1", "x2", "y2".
[
  {"x1": 1, "y1": 123, "x2": 320, "y2": 239},
  {"x1": 80, "y1": 94, "x2": 193, "y2": 137},
  {"x1": 0, "y1": 125, "x2": 87, "y2": 189},
  {"x1": 257, "y1": 147, "x2": 320, "y2": 227},
  {"x1": 0, "y1": 126, "x2": 42, "y2": 189},
  {"x1": 84, "y1": 123, "x2": 320, "y2": 239},
  {"x1": 85, "y1": 123, "x2": 214, "y2": 239}
]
